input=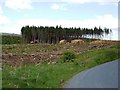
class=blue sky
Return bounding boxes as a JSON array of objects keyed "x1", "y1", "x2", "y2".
[{"x1": 0, "y1": 0, "x2": 119, "y2": 40}]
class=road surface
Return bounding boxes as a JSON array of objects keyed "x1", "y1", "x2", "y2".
[{"x1": 64, "y1": 59, "x2": 119, "y2": 88}]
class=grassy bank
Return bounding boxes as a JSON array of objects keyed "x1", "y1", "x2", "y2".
[{"x1": 2, "y1": 45, "x2": 120, "y2": 88}]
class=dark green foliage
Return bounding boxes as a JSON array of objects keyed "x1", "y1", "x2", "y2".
[
  {"x1": 62, "y1": 50, "x2": 76, "y2": 62},
  {"x1": 21, "y1": 25, "x2": 112, "y2": 44},
  {"x1": 1, "y1": 35, "x2": 22, "y2": 44}
]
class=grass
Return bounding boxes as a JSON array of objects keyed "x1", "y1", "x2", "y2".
[
  {"x1": 3, "y1": 63, "x2": 81, "y2": 88},
  {"x1": 75, "y1": 46, "x2": 120, "y2": 68},
  {"x1": 2, "y1": 44, "x2": 120, "y2": 88}
]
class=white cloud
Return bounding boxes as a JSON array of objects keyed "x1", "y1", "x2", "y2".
[
  {"x1": 5, "y1": 0, "x2": 32, "y2": 10},
  {"x1": 0, "y1": 6, "x2": 3, "y2": 14},
  {"x1": 23, "y1": 14, "x2": 29, "y2": 17},
  {"x1": 0, "y1": 6, "x2": 10, "y2": 25},
  {"x1": 25, "y1": 0, "x2": 119, "y2": 5},
  {"x1": 0, "y1": 15, "x2": 10, "y2": 25},
  {"x1": 26, "y1": 0, "x2": 119, "y2": 3},
  {"x1": 16, "y1": 14, "x2": 117, "y2": 29},
  {"x1": 0, "y1": 25, "x2": 21, "y2": 34},
  {"x1": 51, "y1": 3, "x2": 67, "y2": 11},
  {"x1": 0, "y1": 5, "x2": 20, "y2": 34},
  {"x1": 51, "y1": 4, "x2": 60, "y2": 10},
  {"x1": 97, "y1": 15, "x2": 117, "y2": 28},
  {"x1": 62, "y1": 0, "x2": 118, "y2": 3}
]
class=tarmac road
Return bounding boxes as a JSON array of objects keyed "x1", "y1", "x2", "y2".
[{"x1": 64, "y1": 59, "x2": 119, "y2": 88}]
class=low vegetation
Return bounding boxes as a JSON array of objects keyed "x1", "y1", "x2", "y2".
[
  {"x1": 2, "y1": 41, "x2": 120, "y2": 88},
  {"x1": 62, "y1": 50, "x2": 76, "y2": 62},
  {"x1": 1, "y1": 34, "x2": 22, "y2": 44}
]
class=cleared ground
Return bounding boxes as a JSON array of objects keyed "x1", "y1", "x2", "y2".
[
  {"x1": 2, "y1": 40, "x2": 120, "y2": 88},
  {"x1": 2, "y1": 41, "x2": 119, "y2": 66}
]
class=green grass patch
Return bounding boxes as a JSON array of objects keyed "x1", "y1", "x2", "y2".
[
  {"x1": 75, "y1": 46, "x2": 120, "y2": 68},
  {"x1": 3, "y1": 63, "x2": 82, "y2": 88}
]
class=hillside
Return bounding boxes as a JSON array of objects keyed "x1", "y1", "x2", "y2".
[{"x1": 2, "y1": 40, "x2": 120, "y2": 88}]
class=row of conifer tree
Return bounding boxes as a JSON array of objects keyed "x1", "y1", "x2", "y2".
[{"x1": 21, "y1": 25, "x2": 112, "y2": 44}]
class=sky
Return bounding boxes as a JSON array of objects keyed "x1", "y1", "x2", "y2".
[{"x1": 0, "y1": 0, "x2": 119, "y2": 40}]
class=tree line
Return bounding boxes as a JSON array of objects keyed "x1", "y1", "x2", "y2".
[{"x1": 21, "y1": 25, "x2": 112, "y2": 44}]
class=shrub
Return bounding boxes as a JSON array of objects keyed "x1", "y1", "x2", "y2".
[{"x1": 62, "y1": 50, "x2": 76, "y2": 62}]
